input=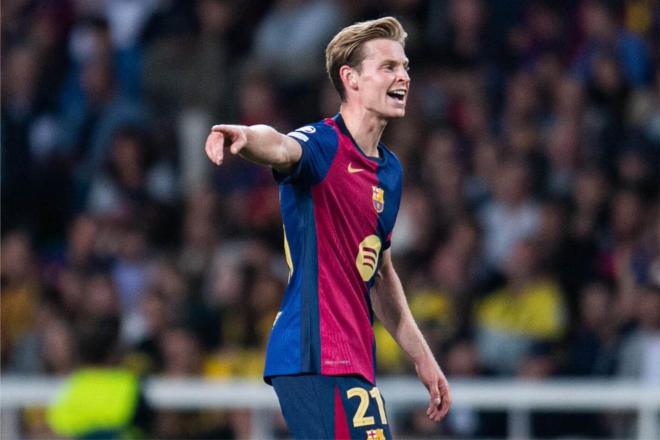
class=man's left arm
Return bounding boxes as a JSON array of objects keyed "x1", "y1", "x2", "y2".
[{"x1": 371, "y1": 249, "x2": 452, "y2": 421}]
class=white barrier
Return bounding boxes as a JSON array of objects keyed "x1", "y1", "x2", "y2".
[{"x1": 2, "y1": 376, "x2": 659, "y2": 439}]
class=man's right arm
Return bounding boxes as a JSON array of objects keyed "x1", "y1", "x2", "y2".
[{"x1": 205, "y1": 124, "x2": 302, "y2": 173}]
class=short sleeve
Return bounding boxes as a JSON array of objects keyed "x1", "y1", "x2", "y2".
[
  {"x1": 273, "y1": 121, "x2": 339, "y2": 186},
  {"x1": 381, "y1": 153, "x2": 403, "y2": 253},
  {"x1": 383, "y1": 231, "x2": 393, "y2": 251}
]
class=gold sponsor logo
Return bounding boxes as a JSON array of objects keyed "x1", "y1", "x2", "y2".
[{"x1": 356, "y1": 235, "x2": 382, "y2": 281}]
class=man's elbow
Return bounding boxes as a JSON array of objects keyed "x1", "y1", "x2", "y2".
[{"x1": 272, "y1": 135, "x2": 301, "y2": 170}]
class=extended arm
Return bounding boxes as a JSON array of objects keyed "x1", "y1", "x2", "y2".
[
  {"x1": 205, "y1": 124, "x2": 302, "y2": 173},
  {"x1": 371, "y1": 249, "x2": 452, "y2": 421}
]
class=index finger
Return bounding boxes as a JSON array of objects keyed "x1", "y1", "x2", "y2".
[{"x1": 212, "y1": 124, "x2": 236, "y2": 133}]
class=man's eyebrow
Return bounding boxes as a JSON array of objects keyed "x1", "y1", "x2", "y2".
[{"x1": 381, "y1": 58, "x2": 410, "y2": 66}]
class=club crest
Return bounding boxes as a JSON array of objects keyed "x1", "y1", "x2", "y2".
[{"x1": 372, "y1": 186, "x2": 385, "y2": 213}]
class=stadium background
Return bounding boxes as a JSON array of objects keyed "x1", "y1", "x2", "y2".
[{"x1": 1, "y1": 0, "x2": 659, "y2": 438}]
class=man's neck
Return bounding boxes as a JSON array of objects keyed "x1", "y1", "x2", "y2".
[{"x1": 339, "y1": 103, "x2": 387, "y2": 158}]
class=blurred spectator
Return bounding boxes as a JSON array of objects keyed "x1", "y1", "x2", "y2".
[
  {"x1": 604, "y1": 188, "x2": 648, "y2": 324},
  {"x1": 66, "y1": 214, "x2": 103, "y2": 270},
  {"x1": 618, "y1": 285, "x2": 660, "y2": 382},
  {"x1": 142, "y1": 0, "x2": 231, "y2": 113},
  {"x1": 390, "y1": 184, "x2": 436, "y2": 262},
  {"x1": 478, "y1": 157, "x2": 540, "y2": 272},
  {"x1": 615, "y1": 147, "x2": 658, "y2": 201},
  {"x1": 153, "y1": 326, "x2": 207, "y2": 439},
  {"x1": 160, "y1": 326, "x2": 203, "y2": 377},
  {"x1": 252, "y1": 0, "x2": 344, "y2": 123},
  {"x1": 573, "y1": 0, "x2": 651, "y2": 87},
  {"x1": 252, "y1": 0, "x2": 342, "y2": 84},
  {"x1": 47, "y1": 316, "x2": 153, "y2": 438},
  {"x1": 570, "y1": 166, "x2": 609, "y2": 243},
  {"x1": 124, "y1": 286, "x2": 171, "y2": 376},
  {"x1": 464, "y1": 138, "x2": 500, "y2": 210},
  {"x1": 544, "y1": 117, "x2": 582, "y2": 197},
  {"x1": 426, "y1": 0, "x2": 491, "y2": 72},
  {"x1": 475, "y1": 239, "x2": 566, "y2": 375},
  {"x1": 179, "y1": 188, "x2": 220, "y2": 284},
  {"x1": 502, "y1": 70, "x2": 541, "y2": 129},
  {"x1": 422, "y1": 130, "x2": 468, "y2": 228},
  {"x1": 83, "y1": 270, "x2": 121, "y2": 319},
  {"x1": 628, "y1": 67, "x2": 660, "y2": 148},
  {"x1": 60, "y1": 52, "x2": 148, "y2": 188},
  {"x1": 88, "y1": 127, "x2": 149, "y2": 218},
  {"x1": 565, "y1": 281, "x2": 619, "y2": 376},
  {"x1": 102, "y1": 0, "x2": 160, "y2": 98},
  {"x1": 2, "y1": 44, "x2": 43, "y2": 233},
  {"x1": 1, "y1": 231, "x2": 41, "y2": 367},
  {"x1": 86, "y1": 125, "x2": 178, "y2": 233},
  {"x1": 9, "y1": 306, "x2": 78, "y2": 376},
  {"x1": 111, "y1": 224, "x2": 151, "y2": 344},
  {"x1": 536, "y1": 198, "x2": 598, "y2": 312}
]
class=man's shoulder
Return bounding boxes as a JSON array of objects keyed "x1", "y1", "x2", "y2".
[
  {"x1": 286, "y1": 119, "x2": 337, "y2": 146},
  {"x1": 379, "y1": 143, "x2": 403, "y2": 173}
]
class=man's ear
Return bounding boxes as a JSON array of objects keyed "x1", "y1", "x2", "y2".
[{"x1": 339, "y1": 65, "x2": 358, "y2": 90}]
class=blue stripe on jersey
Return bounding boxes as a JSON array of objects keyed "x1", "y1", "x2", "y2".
[
  {"x1": 294, "y1": 185, "x2": 321, "y2": 372},
  {"x1": 264, "y1": 183, "x2": 320, "y2": 379}
]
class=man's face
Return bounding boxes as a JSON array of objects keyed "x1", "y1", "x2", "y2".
[{"x1": 352, "y1": 38, "x2": 410, "y2": 119}]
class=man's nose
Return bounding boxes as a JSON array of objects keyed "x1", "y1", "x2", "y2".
[{"x1": 397, "y1": 66, "x2": 410, "y2": 82}]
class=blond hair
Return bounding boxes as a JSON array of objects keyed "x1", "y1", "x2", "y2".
[{"x1": 325, "y1": 17, "x2": 407, "y2": 101}]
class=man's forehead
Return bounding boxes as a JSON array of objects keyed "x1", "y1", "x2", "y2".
[{"x1": 362, "y1": 38, "x2": 408, "y2": 62}]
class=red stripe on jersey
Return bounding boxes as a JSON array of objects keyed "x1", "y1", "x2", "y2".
[{"x1": 312, "y1": 119, "x2": 380, "y2": 384}]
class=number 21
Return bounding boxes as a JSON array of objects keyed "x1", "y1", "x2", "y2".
[{"x1": 346, "y1": 387, "x2": 388, "y2": 427}]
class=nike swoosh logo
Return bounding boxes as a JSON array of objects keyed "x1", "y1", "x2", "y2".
[{"x1": 348, "y1": 163, "x2": 364, "y2": 174}]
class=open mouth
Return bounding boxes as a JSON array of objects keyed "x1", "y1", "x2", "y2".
[{"x1": 387, "y1": 90, "x2": 406, "y2": 102}]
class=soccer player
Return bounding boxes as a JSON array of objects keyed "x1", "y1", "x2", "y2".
[{"x1": 205, "y1": 16, "x2": 451, "y2": 439}]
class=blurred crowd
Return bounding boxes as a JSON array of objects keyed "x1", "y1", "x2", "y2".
[{"x1": 2, "y1": 0, "x2": 660, "y2": 438}]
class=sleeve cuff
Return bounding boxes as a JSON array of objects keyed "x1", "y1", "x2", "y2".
[{"x1": 272, "y1": 136, "x2": 306, "y2": 184}]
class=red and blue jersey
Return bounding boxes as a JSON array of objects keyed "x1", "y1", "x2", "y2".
[{"x1": 264, "y1": 114, "x2": 403, "y2": 384}]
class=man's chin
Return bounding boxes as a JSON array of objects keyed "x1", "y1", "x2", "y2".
[
  {"x1": 370, "y1": 105, "x2": 406, "y2": 120},
  {"x1": 380, "y1": 106, "x2": 406, "y2": 119}
]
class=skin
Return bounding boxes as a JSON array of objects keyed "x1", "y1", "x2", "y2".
[{"x1": 205, "y1": 37, "x2": 451, "y2": 422}]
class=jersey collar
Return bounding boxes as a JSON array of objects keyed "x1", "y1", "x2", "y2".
[{"x1": 333, "y1": 113, "x2": 385, "y2": 164}]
